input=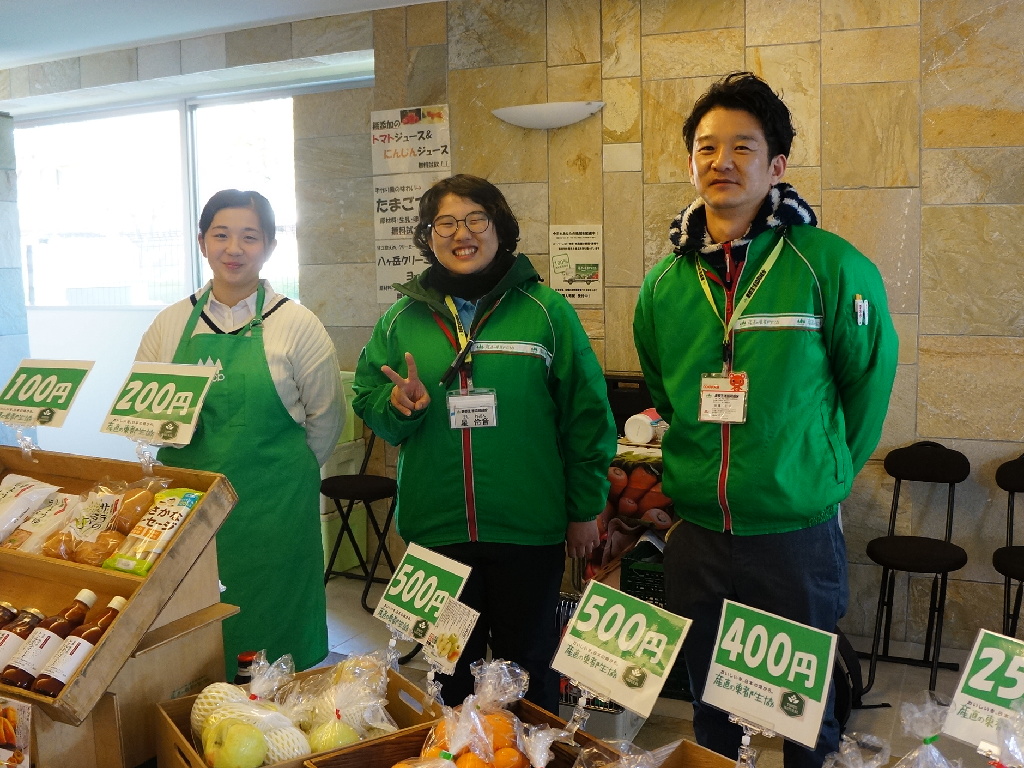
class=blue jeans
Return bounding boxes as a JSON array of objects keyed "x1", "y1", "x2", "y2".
[{"x1": 663, "y1": 516, "x2": 849, "y2": 768}]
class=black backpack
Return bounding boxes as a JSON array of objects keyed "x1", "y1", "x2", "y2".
[{"x1": 833, "y1": 627, "x2": 864, "y2": 731}]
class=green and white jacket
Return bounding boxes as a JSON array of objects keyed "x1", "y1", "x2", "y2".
[
  {"x1": 634, "y1": 185, "x2": 899, "y2": 535},
  {"x1": 354, "y1": 255, "x2": 616, "y2": 547}
]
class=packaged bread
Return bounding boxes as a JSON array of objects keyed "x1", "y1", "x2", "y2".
[
  {"x1": 41, "y1": 482, "x2": 124, "y2": 564},
  {"x1": 111, "y1": 487, "x2": 155, "y2": 535},
  {"x1": 0, "y1": 474, "x2": 60, "y2": 544},
  {"x1": 103, "y1": 488, "x2": 204, "y2": 576},
  {"x1": 1, "y1": 492, "x2": 80, "y2": 554}
]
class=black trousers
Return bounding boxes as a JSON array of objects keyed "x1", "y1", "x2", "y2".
[{"x1": 429, "y1": 541, "x2": 566, "y2": 713}]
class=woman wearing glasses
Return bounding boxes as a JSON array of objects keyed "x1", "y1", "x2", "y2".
[{"x1": 353, "y1": 174, "x2": 615, "y2": 711}]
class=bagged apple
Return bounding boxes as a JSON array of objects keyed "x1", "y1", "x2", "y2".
[{"x1": 202, "y1": 717, "x2": 267, "y2": 768}]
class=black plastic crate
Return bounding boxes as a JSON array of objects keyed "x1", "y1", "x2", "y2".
[{"x1": 620, "y1": 542, "x2": 693, "y2": 701}]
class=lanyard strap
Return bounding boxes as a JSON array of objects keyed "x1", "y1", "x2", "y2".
[
  {"x1": 440, "y1": 295, "x2": 474, "y2": 389},
  {"x1": 696, "y1": 236, "x2": 785, "y2": 367}
]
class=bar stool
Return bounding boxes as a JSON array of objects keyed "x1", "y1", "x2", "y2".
[
  {"x1": 864, "y1": 440, "x2": 969, "y2": 693},
  {"x1": 322, "y1": 427, "x2": 397, "y2": 613},
  {"x1": 993, "y1": 452, "x2": 1024, "y2": 636}
]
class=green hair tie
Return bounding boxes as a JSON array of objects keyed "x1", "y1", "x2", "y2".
[{"x1": 923, "y1": 735, "x2": 940, "y2": 745}]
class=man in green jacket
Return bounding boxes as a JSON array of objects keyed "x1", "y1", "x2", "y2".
[{"x1": 633, "y1": 73, "x2": 898, "y2": 768}]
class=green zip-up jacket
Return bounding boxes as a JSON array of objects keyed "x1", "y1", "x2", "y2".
[
  {"x1": 633, "y1": 225, "x2": 898, "y2": 535},
  {"x1": 353, "y1": 255, "x2": 616, "y2": 547}
]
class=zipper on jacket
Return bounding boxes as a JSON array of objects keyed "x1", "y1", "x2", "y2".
[
  {"x1": 432, "y1": 311, "x2": 479, "y2": 542},
  {"x1": 717, "y1": 241, "x2": 745, "y2": 533}
]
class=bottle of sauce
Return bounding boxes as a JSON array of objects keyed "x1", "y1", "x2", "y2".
[
  {"x1": 0, "y1": 607, "x2": 46, "y2": 670},
  {"x1": 233, "y1": 650, "x2": 258, "y2": 686},
  {"x1": 0, "y1": 589, "x2": 96, "y2": 689},
  {"x1": 0, "y1": 602, "x2": 16, "y2": 627},
  {"x1": 31, "y1": 595, "x2": 128, "y2": 697}
]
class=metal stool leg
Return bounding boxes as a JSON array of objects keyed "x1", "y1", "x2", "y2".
[
  {"x1": 324, "y1": 497, "x2": 370, "y2": 584},
  {"x1": 360, "y1": 497, "x2": 397, "y2": 613}
]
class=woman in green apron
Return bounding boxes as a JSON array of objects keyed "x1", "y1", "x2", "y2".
[{"x1": 136, "y1": 189, "x2": 343, "y2": 676}]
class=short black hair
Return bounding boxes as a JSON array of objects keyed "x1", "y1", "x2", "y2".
[
  {"x1": 682, "y1": 72, "x2": 796, "y2": 160},
  {"x1": 412, "y1": 174, "x2": 520, "y2": 264},
  {"x1": 198, "y1": 189, "x2": 276, "y2": 242}
]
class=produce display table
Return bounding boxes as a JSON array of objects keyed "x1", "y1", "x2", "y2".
[{"x1": 0, "y1": 445, "x2": 237, "y2": 768}]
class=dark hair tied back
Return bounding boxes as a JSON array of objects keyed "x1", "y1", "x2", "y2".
[{"x1": 199, "y1": 189, "x2": 276, "y2": 242}]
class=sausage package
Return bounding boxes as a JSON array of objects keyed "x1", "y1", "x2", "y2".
[{"x1": 102, "y1": 488, "x2": 204, "y2": 576}]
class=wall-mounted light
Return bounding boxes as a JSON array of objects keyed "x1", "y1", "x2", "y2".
[{"x1": 491, "y1": 101, "x2": 605, "y2": 130}]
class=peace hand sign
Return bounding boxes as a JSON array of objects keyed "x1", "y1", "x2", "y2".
[{"x1": 382, "y1": 352, "x2": 430, "y2": 416}]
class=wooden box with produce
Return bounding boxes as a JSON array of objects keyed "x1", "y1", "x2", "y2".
[
  {"x1": 306, "y1": 697, "x2": 618, "y2": 768},
  {"x1": 157, "y1": 663, "x2": 442, "y2": 768},
  {"x1": 0, "y1": 445, "x2": 236, "y2": 736}
]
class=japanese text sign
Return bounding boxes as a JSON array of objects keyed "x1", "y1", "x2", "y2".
[
  {"x1": 704, "y1": 600, "x2": 836, "y2": 748},
  {"x1": 549, "y1": 226, "x2": 603, "y2": 307},
  {"x1": 373, "y1": 542, "x2": 472, "y2": 642},
  {"x1": 371, "y1": 105, "x2": 450, "y2": 176},
  {"x1": 553, "y1": 580, "x2": 690, "y2": 718},
  {"x1": 943, "y1": 629, "x2": 1024, "y2": 751},
  {"x1": 421, "y1": 595, "x2": 480, "y2": 675},
  {"x1": 101, "y1": 362, "x2": 218, "y2": 445},
  {"x1": 0, "y1": 359, "x2": 93, "y2": 428}
]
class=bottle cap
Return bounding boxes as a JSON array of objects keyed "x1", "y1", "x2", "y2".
[
  {"x1": 75, "y1": 589, "x2": 98, "y2": 609},
  {"x1": 22, "y1": 608, "x2": 46, "y2": 620},
  {"x1": 0, "y1": 601, "x2": 15, "y2": 613},
  {"x1": 107, "y1": 596, "x2": 128, "y2": 612},
  {"x1": 237, "y1": 650, "x2": 258, "y2": 665}
]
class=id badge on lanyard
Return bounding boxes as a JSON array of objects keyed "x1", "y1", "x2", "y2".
[
  {"x1": 699, "y1": 371, "x2": 749, "y2": 424},
  {"x1": 694, "y1": 236, "x2": 785, "y2": 425},
  {"x1": 442, "y1": 295, "x2": 498, "y2": 429},
  {"x1": 447, "y1": 389, "x2": 498, "y2": 429}
]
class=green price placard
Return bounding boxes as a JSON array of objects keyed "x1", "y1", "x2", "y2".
[
  {"x1": 373, "y1": 542, "x2": 471, "y2": 641},
  {"x1": 0, "y1": 359, "x2": 93, "y2": 428},
  {"x1": 704, "y1": 600, "x2": 836, "y2": 749},
  {"x1": 102, "y1": 362, "x2": 218, "y2": 445},
  {"x1": 944, "y1": 629, "x2": 1024, "y2": 750},
  {"x1": 553, "y1": 580, "x2": 690, "y2": 718}
]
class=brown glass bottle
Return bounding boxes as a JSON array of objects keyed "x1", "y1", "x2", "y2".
[
  {"x1": 31, "y1": 595, "x2": 128, "y2": 697},
  {"x1": 0, "y1": 602, "x2": 16, "y2": 627},
  {"x1": 0, "y1": 607, "x2": 46, "y2": 670},
  {"x1": 0, "y1": 589, "x2": 96, "y2": 689}
]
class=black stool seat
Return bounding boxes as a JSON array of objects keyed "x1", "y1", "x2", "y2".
[
  {"x1": 321, "y1": 429, "x2": 398, "y2": 612},
  {"x1": 994, "y1": 545, "x2": 1024, "y2": 582},
  {"x1": 867, "y1": 536, "x2": 967, "y2": 573},
  {"x1": 321, "y1": 474, "x2": 396, "y2": 503}
]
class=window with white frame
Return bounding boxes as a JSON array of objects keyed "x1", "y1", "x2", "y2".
[{"x1": 16, "y1": 96, "x2": 298, "y2": 307}]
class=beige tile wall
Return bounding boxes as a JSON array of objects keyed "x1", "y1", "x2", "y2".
[{"x1": 3, "y1": 0, "x2": 1023, "y2": 649}]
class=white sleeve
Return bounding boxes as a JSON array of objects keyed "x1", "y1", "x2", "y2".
[{"x1": 275, "y1": 305, "x2": 344, "y2": 465}]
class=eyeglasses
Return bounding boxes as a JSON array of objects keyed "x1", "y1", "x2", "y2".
[{"x1": 430, "y1": 212, "x2": 491, "y2": 238}]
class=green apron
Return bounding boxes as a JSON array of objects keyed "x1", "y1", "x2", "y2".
[{"x1": 158, "y1": 282, "x2": 327, "y2": 676}]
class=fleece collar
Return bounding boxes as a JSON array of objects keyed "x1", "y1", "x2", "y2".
[{"x1": 668, "y1": 182, "x2": 817, "y2": 257}]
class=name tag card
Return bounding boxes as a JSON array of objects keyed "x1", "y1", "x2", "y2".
[
  {"x1": 374, "y1": 542, "x2": 474, "y2": 647},
  {"x1": 553, "y1": 580, "x2": 690, "y2": 718},
  {"x1": 943, "y1": 629, "x2": 1024, "y2": 753},
  {"x1": 101, "y1": 362, "x2": 218, "y2": 445},
  {"x1": 0, "y1": 359, "x2": 93, "y2": 428},
  {"x1": 704, "y1": 600, "x2": 836, "y2": 748}
]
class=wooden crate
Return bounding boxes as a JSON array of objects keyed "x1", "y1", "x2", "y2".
[
  {"x1": 0, "y1": 445, "x2": 236, "y2": 726},
  {"x1": 305, "y1": 698, "x2": 620, "y2": 768},
  {"x1": 35, "y1": 601, "x2": 236, "y2": 768},
  {"x1": 157, "y1": 667, "x2": 443, "y2": 768},
  {"x1": 659, "y1": 738, "x2": 733, "y2": 768}
]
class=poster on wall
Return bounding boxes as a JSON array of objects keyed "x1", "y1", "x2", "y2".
[
  {"x1": 371, "y1": 104, "x2": 450, "y2": 176},
  {"x1": 372, "y1": 105, "x2": 451, "y2": 305},
  {"x1": 549, "y1": 226, "x2": 603, "y2": 306},
  {"x1": 376, "y1": 240, "x2": 432, "y2": 304}
]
